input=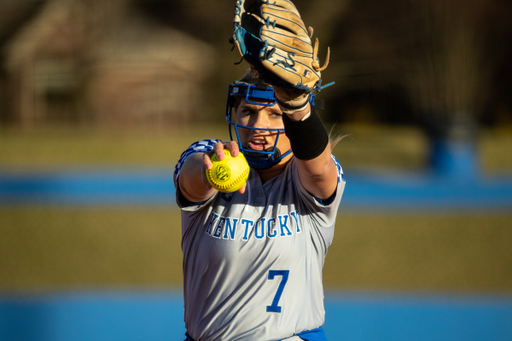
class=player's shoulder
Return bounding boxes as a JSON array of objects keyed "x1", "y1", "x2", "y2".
[{"x1": 181, "y1": 139, "x2": 221, "y2": 155}]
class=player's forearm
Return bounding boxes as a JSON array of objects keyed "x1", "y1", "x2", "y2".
[
  {"x1": 296, "y1": 145, "x2": 338, "y2": 199},
  {"x1": 178, "y1": 153, "x2": 217, "y2": 203},
  {"x1": 279, "y1": 102, "x2": 338, "y2": 199}
]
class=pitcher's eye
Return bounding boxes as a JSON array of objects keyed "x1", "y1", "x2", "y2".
[{"x1": 242, "y1": 108, "x2": 255, "y2": 116}]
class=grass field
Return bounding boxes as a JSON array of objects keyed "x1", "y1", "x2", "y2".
[
  {"x1": 1, "y1": 124, "x2": 511, "y2": 294},
  {"x1": 1, "y1": 124, "x2": 512, "y2": 173},
  {"x1": 1, "y1": 207, "x2": 511, "y2": 294}
]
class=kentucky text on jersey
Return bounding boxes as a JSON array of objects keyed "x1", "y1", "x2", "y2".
[{"x1": 205, "y1": 211, "x2": 301, "y2": 241}]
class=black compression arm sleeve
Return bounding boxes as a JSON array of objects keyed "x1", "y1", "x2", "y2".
[{"x1": 282, "y1": 106, "x2": 329, "y2": 160}]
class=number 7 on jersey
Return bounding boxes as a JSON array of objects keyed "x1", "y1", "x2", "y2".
[{"x1": 266, "y1": 270, "x2": 289, "y2": 313}]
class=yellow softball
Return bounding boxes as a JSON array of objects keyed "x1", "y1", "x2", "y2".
[{"x1": 206, "y1": 149, "x2": 250, "y2": 193}]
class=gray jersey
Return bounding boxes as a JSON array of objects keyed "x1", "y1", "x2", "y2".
[{"x1": 175, "y1": 140, "x2": 345, "y2": 341}]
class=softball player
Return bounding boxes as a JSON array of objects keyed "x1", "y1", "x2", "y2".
[
  {"x1": 174, "y1": 70, "x2": 345, "y2": 341},
  {"x1": 174, "y1": 1, "x2": 344, "y2": 339}
]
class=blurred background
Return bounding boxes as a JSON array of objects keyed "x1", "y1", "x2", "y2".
[{"x1": 1, "y1": 0, "x2": 511, "y2": 340}]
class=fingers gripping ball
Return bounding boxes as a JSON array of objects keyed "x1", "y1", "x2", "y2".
[{"x1": 206, "y1": 150, "x2": 250, "y2": 193}]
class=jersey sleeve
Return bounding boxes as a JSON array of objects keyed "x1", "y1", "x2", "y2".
[{"x1": 174, "y1": 139, "x2": 221, "y2": 210}]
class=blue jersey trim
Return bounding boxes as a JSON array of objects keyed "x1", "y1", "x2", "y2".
[
  {"x1": 331, "y1": 155, "x2": 344, "y2": 184},
  {"x1": 294, "y1": 326, "x2": 327, "y2": 341},
  {"x1": 314, "y1": 193, "x2": 336, "y2": 206},
  {"x1": 185, "y1": 326, "x2": 326, "y2": 341},
  {"x1": 313, "y1": 155, "x2": 344, "y2": 206},
  {"x1": 174, "y1": 139, "x2": 221, "y2": 182},
  {"x1": 174, "y1": 139, "x2": 220, "y2": 207}
]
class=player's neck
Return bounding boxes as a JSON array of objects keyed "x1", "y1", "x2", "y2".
[
  {"x1": 257, "y1": 167, "x2": 281, "y2": 184},
  {"x1": 256, "y1": 157, "x2": 290, "y2": 184}
]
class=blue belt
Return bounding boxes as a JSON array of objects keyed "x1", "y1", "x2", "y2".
[
  {"x1": 291, "y1": 326, "x2": 327, "y2": 341},
  {"x1": 184, "y1": 326, "x2": 326, "y2": 341}
]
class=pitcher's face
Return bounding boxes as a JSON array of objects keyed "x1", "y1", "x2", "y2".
[{"x1": 234, "y1": 99, "x2": 291, "y2": 159}]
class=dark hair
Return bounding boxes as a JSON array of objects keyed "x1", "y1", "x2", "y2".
[{"x1": 238, "y1": 68, "x2": 263, "y2": 85}]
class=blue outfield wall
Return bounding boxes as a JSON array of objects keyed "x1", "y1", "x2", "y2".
[
  {"x1": 1, "y1": 168, "x2": 512, "y2": 340},
  {"x1": 1, "y1": 168, "x2": 512, "y2": 210},
  {"x1": 0, "y1": 291, "x2": 511, "y2": 341}
]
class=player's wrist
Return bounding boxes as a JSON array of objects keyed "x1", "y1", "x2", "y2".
[
  {"x1": 274, "y1": 88, "x2": 310, "y2": 114},
  {"x1": 275, "y1": 96, "x2": 309, "y2": 114}
]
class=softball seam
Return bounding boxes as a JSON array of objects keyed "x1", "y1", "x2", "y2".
[{"x1": 207, "y1": 165, "x2": 249, "y2": 191}]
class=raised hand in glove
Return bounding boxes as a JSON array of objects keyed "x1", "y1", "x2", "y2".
[{"x1": 231, "y1": 0, "x2": 331, "y2": 112}]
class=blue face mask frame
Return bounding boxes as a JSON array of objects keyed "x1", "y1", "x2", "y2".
[{"x1": 225, "y1": 82, "x2": 315, "y2": 169}]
